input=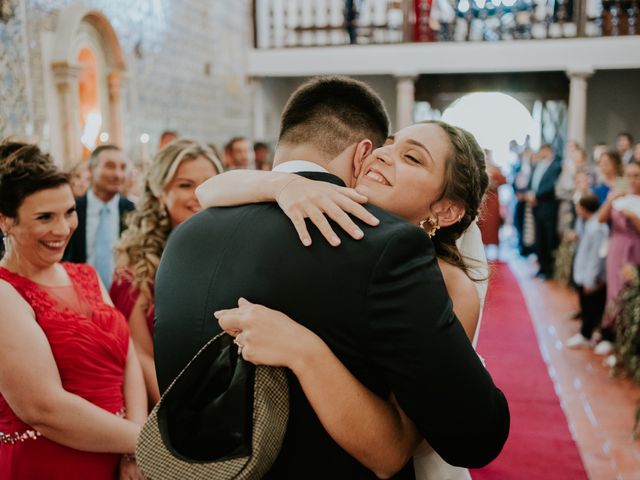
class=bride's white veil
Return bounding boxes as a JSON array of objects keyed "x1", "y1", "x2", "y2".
[{"x1": 455, "y1": 220, "x2": 489, "y2": 348}]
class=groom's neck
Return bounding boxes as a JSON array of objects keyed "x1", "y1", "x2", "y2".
[
  {"x1": 272, "y1": 143, "x2": 331, "y2": 169},
  {"x1": 273, "y1": 143, "x2": 353, "y2": 186}
]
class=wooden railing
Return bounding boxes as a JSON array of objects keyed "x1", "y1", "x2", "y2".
[{"x1": 253, "y1": 0, "x2": 640, "y2": 49}]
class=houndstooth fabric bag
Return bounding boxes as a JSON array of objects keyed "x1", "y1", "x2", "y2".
[{"x1": 136, "y1": 332, "x2": 289, "y2": 480}]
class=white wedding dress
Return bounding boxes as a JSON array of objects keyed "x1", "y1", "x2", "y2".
[{"x1": 413, "y1": 221, "x2": 489, "y2": 480}]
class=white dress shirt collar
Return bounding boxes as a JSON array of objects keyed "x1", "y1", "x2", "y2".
[{"x1": 272, "y1": 160, "x2": 329, "y2": 174}]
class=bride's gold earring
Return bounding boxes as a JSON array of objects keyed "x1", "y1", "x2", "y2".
[{"x1": 420, "y1": 217, "x2": 440, "y2": 238}]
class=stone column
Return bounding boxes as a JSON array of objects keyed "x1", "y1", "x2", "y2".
[
  {"x1": 251, "y1": 77, "x2": 266, "y2": 141},
  {"x1": 395, "y1": 74, "x2": 417, "y2": 131},
  {"x1": 566, "y1": 68, "x2": 594, "y2": 148},
  {"x1": 52, "y1": 61, "x2": 82, "y2": 169},
  {"x1": 107, "y1": 71, "x2": 125, "y2": 148}
]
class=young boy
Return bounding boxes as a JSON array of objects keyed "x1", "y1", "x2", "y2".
[{"x1": 566, "y1": 194, "x2": 610, "y2": 348}]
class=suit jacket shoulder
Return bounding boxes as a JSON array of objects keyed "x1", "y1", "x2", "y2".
[
  {"x1": 118, "y1": 196, "x2": 135, "y2": 232},
  {"x1": 63, "y1": 194, "x2": 88, "y2": 263}
]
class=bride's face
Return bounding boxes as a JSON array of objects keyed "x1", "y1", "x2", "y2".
[{"x1": 355, "y1": 123, "x2": 450, "y2": 224}]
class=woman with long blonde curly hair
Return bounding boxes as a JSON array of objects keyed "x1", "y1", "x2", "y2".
[{"x1": 110, "y1": 139, "x2": 222, "y2": 406}]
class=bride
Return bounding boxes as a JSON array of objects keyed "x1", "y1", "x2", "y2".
[{"x1": 199, "y1": 120, "x2": 490, "y2": 479}]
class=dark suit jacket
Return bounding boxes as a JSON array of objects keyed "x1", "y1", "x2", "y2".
[
  {"x1": 530, "y1": 159, "x2": 562, "y2": 216},
  {"x1": 63, "y1": 193, "x2": 135, "y2": 263},
  {"x1": 154, "y1": 172, "x2": 509, "y2": 479}
]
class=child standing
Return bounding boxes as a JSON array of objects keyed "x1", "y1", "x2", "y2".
[{"x1": 566, "y1": 194, "x2": 609, "y2": 348}]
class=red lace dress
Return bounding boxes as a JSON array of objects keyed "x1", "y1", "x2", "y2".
[{"x1": 0, "y1": 263, "x2": 130, "y2": 479}]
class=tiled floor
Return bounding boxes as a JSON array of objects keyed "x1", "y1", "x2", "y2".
[{"x1": 509, "y1": 255, "x2": 640, "y2": 480}]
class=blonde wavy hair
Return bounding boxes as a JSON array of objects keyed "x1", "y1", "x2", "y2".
[{"x1": 114, "y1": 138, "x2": 223, "y2": 298}]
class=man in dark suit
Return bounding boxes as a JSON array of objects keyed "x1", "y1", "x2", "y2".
[
  {"x1": 63, "y1": 145, "x2": 135, "y2": 288},
  {"x1": 526, "y1": 144, "x2": 562, "y2": 279},
  {"x1": 154, "y1": 77, "x2": 509, "y2": 478}
]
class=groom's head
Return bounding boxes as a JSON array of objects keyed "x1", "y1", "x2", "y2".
[{"x1": 274, "y1": 76, "x2": 389, "y2": 186}]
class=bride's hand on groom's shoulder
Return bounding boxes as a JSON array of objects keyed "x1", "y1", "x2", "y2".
[
  {"x1": 214, "y1": 298, "x2": 322, "y2": 370},
  {"x1": 276, "y1": 177, "x2": 380, "y2": 247}
]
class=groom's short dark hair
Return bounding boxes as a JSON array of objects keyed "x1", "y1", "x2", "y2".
[{"x1": 279, "y1": 76, "x2": 389, "y2": 159}]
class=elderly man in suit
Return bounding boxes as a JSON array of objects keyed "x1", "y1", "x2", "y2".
[
  {"x1": 63, "y1": 145, "x2": 134, "y2": 288},
  {"x1": 526, "y1": 144, "x2": 562, "y2": 279}
]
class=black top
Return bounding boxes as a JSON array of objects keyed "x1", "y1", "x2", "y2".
[
  {"x1": 63, "y1": 193, "x2": 135, "y2": 263},
  {"x1": 154, "y1": 172, "x2": 509, "y2": 479}
]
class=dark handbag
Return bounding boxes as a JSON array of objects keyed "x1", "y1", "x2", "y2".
[{"x1": 137, "y1": 332, "x2": 289, "y2": 479}]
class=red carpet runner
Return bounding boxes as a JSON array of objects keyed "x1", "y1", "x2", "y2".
[{"x1": 471, "y1": 263, "x2": 588, "y2": 480}]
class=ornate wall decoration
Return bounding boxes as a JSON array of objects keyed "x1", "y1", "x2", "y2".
[
  {"x1": 0, "y1": 0, "x2": 32, "y2": 140},
  {"x1": 2, "y1": 0, "x2": 254, "y2": 160}
]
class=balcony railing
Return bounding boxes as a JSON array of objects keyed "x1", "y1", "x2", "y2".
[{"x1": 253, "y1": 0, "x2": 640, "y2": 49}]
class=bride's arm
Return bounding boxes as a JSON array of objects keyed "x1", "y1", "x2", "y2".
[
  {"x1": 196, "y1": 170, "x2": 380, "y2": 246},
  {"x1": 215, "y1": 299, "x2": 421, "y2": 478},
  {"x1": 196, "y1": 170, "x2": 296, "y2": 206}
]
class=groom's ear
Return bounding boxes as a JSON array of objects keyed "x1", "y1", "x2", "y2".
[
  {"x1": 352, "y1": 139, "x2": 373, "y2": 180},
  {"x1": 432, "y1": 200, "x2": 466, "y2": 228}
]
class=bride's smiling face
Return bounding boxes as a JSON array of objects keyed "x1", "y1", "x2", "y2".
[{"x1": 355, "y1": 123, "x2": 451, "y2": 224}]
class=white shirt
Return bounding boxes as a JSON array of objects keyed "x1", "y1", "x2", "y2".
[
  {"x1": 272, "y1": 160, "x2": 329, "y2": 174},
  {"x1": 613, "y1": 194, "x2": 640, "y2": 216},
  {"x1": 530, "y1": 158, "x2": 552, "y2": 194},
  {"x1": 86, "y1": 189, "x2": 121, "y2": 267}
]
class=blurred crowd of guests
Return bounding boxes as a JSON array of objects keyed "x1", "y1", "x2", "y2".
[
  {"x1": 58, "y1": 131, "x2": 272, "y2": 399},
  {"x1": 507, "y1": 132, "x2": 640, "y2": 362},
  {"x1": 1, "y1": 122, "x2": 639, "y2": 475}
]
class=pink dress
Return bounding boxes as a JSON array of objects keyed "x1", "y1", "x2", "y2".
[
  {"x1": 604, "y1": 208, "x2": 640, "y2": 327},
  {"x1": 0, "y1": 263, "x2": 130, "y2": 479}
]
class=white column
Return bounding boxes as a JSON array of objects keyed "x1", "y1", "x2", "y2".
[
  {"x1": 52, "y1": 61, "x2": 83, "y2": 169},
  {"x1": 251, "y1": 77, "x2": 266, "y2": 141},
  {"x1": 255, "y1": 0, "x2": 271, "y2": 48},
  {"x1": 107, "y1": 71, "x2": 125, "y2": 148},
  {"x1": 566, "y1": 68, "x2": 594, "y2": 147},
  {"x1": 395, "y1": 74, "x2": 417, "y2": 131}
]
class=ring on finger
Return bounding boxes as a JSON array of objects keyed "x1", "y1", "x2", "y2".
[{"x1": 233, "y1": 336, "x2": 244, "y2": 355}]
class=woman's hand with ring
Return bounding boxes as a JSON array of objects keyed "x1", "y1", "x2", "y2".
[{"x1": 214, "y1": 298, "x2": 322, "y2": 369}]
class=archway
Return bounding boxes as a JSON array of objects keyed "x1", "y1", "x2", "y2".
[
  {"x1": 441, "y1": 92, "x2": 537, "y2": 169},
  {"x1": 50, "y1": 5, "x2": 126, "y2": 167}
]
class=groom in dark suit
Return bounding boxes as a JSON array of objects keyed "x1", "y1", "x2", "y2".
[{"x1": 154, "y1": 77, "x2": 509, "y2": 478}]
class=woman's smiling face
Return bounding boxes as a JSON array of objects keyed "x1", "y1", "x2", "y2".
[{"x1": 355, "y1": 123, "x2": 452, "y2": 224}]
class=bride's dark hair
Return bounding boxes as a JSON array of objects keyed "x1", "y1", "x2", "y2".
[{"x1": 420, "y1": 121, "x2": 489, "y2": 280}]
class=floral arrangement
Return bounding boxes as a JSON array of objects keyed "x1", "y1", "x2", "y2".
[
  {"x1": 612, "y1": 264, "x2": 640, "y2": 438},
  {"x1": 553, "y1": 236, "x2": 576, "y2": 285}
]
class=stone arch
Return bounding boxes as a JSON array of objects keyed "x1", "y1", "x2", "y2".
[{"x1": 51, "y1": 5, "x2": 126, "y2": 167}]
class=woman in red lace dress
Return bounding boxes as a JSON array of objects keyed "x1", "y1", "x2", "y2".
[
  {"x1": 0, "y1": 142, "x2": 146, "y2": 479},
  {"x1": 110, "y1": 139, "x2": 222, "y2": 405}
]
